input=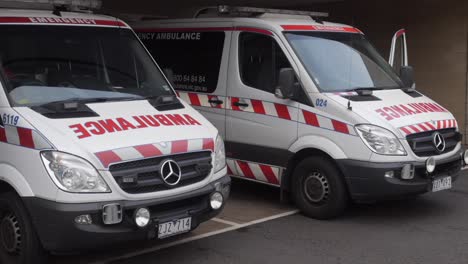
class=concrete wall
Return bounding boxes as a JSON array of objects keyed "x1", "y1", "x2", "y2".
[{"x1": 310, "y1": 0, "x2": 468, "y2": 141}]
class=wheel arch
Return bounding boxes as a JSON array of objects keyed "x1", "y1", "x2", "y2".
[
  {"x1": 0, "y1": 165, "x2": 34, "y2": 197},
  {"x1": 282, "y1": 136, "x2": 349, "y2": 193}
]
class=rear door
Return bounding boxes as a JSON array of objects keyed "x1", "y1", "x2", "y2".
[
  {"x1": 225, "y1": 28, "x2": 300, "y2": 186},
  {"x1": 136, "y1": 25, "x2": 231, "y2": 138}
]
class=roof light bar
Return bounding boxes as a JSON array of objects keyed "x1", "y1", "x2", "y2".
[
  {"x1": 0, "y1": 0, "x2": 102, "y2": 12},
  {"x1": 217, "y1": 5, "x2": 329, "y2": 18}
]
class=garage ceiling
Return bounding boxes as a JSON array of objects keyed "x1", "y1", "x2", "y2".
[{"x1": 102, "y1": 0, "x2": 344, "y2": 18}]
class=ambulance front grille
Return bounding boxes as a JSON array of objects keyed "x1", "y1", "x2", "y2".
[
  {"x1": 109, "y1": 151, "x2": 212, "y2": 194},
  {"x1": 406, "y1": 128, "x2": 461, "y2": 157}
]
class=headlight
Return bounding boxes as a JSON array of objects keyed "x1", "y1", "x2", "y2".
[
  {"x1": 41, "y1": 151, "x2": 111, "y2": 193},
  {"x1": 213, "y1": 135, "x2": 226, "y2": 173},
  {"x1": 355, "y1": 124, "x2": 407, "y2": 156}
]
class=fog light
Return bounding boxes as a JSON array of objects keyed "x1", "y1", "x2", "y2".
[
  {"x1": 464, "y1": 150, "x2": 468, "y2": 166},
  {"x1": 210, "y1": 192, "x2": 223, "y2": 210},
  {"x1": 135, "y1": 208, "x2": 150, "y2": 228},
  {"x1": 384, "y1": 171, "x2": 394, "y2": 178},
  {"x1": 75, "y1": 214, "x2": 92, "y2": 225},
  {"x1": 401, "y1": 164, "x2": 415, "y2": 180},
  {"x1": 426, "y1": 157, "x2": 436, "y2": 174}
]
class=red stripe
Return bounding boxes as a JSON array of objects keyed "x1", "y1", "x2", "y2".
[
  {"x1": 171, "y1": 140, "x2": 188, "y2": 154},
  {"x1": 251, "y1": 100, "x2": 266, "y2": 115},
  {"x1": 134, "y1": 144, "x2": 162, "y2": 158},
  {"x1": 259, "y1": 165, "x2": 279, "y2": 185},
  {"x1": 332, "y1": 120, "x2": 349, "y2": 134},
  {"x1": 202, "y1": 138, "x2": 215, "y2": 151},
  {"x1": 281, "y1": 25, "x2": 361, "y2": 33},
  {"x1": 231, "y1": 97, "x2": 241, "y2": 111},
  {"x1": 274, "y1": 104, "x2": 291, "y2": 120},
  {"x1": 17, "y1": 127, "x2": 35, "y2": 148},
  {"x1": 418, "y1": 124, "x2": 428, "y2": 131},
  {"x1": 303, "y1": 110, "x2": 319, "y2": 127},
  {"x1": 227, "y1": 165, "x2": 234, "y2": 175},
  {"x1": 188, "y1": 93, "x2": 201, "y2": 106},
  {"x1": 0, "y1": 17, "x2": 126, "y2": 27},
  {"x1": 425, "y1": 122, "x2": 436, "y2": 130},
  {"x1": 409, "y1": 125, "x2": 421, "y2": 133},
  {"x1": 437, "y1": 120, "x2": 442, "y2": 129},
  {"x1": 0, "y1": 127, "x2": 6, "y2": 142},
  {"x1": 96, "y1": 151, "x2": 122, "y2": 168},
  {"x1": 136, "y1": 26, "x2": 272, "y2": 35},
  {"x1": 237, "y1": 161, "x2": 255, "y2": 179},
  {"x1": 401, "y1": 127, "x2": 412, "y2": 135}
]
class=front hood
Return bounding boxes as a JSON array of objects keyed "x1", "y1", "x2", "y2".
[
  {"x1": 327, "y1": 89, "x2": 456, "y2": 137},
  {"x1": 15, "y1": 100, "x2": 217, "y2": 169}
]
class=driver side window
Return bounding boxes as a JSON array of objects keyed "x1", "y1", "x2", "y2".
[{"x1": 239, "y1": 32, "x2": 293, "y2": 94}]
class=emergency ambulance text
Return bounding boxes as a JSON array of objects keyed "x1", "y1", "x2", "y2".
[
  {"x1": 375, "y1": 102, "x2": 448, "y2": 121},
  {"x1": 69, "y1": 114, "x2": 202, "y2": 139}
]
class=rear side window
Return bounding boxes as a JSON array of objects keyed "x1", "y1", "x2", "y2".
[
  {"x1": 138, "y1": 31, "x2": 225, "y2": 94},
  {"x1": 239, "y1": 32, "x2": 293, "y2": 94}
]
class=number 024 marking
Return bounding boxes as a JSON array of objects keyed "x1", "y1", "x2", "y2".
[{"x1": 316, "y1": 99, "x2": 328, "y2": 107}]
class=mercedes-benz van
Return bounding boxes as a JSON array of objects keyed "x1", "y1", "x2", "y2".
[
  {"x1": 133, "y1": 6, "x2": 466, "y2": 220},
  {"x1": 0, "y1": 1, "x2": 229, "y2": 263}
]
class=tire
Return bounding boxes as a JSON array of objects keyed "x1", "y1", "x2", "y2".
[
  {"x1": 0, "y1": 192, "x2": 46, "y2": 264},
  {"x1": 292, "y1": 156, "x2": 348, "y2": 219}
]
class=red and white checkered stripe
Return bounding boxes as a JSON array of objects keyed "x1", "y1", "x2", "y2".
[
  {"x1": 399, "y1": 119, "x2": 458, "y2": 135},
  {"x1": 178, "y1": 92, "x2": 356, "y2": 135},
  {"x1": 0, "y1": 125, "x2": 51, "y2": 149},
  {"x1": 228, "y1": 97, "x2": 295, "y2": 120},
  {"x1": 95, "y1": 138, "x2": 215, "y2": 168},
  {"x1": 177, "y1": 92, "x2": 226, "y2": 109},
  {"x1": 227, "y1": 158, "x2": 281, "y2": 185},
  {"x1": 299, "y1": 109, "x2": 356, "y2": 135}
]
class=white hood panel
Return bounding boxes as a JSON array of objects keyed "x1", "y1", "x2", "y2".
[
  {"x1": 15, "y1": 100, "x2": 217, "y2": 168},
  {"x1": 328, "y1": 89, "x2": 456, "y2": 137}
]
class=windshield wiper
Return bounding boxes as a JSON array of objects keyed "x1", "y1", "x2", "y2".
[
  {"x1": 32, "y1": 96, "x2": 142, "y2": 113},
  {"x1": 145, "y1": 94, "x2": 178, "y2": 105}
]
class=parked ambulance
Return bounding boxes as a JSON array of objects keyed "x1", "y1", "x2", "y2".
[
  {"x1": 0, "y1": 1, "x2": 230, "y2": 263},
  {"x1": 133, "y1": 6, "x2": 467, "y2": 219}
]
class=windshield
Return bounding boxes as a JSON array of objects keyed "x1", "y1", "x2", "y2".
[
  {"x1": 285, "y1": 32, "x2": 403, "y2": 92},
  {"x1": 0, "y1": 26, "x2": 173, "y2": 107}
]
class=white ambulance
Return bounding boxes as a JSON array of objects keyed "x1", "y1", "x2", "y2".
[
  {"x1": 133, "y1": 6, "x2": 467, "y2": 219},
  {"x1": 0, "y1": 1, "x2": 230, "y2": 263}
]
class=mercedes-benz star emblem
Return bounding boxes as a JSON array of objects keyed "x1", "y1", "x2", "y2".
[
  {"x1": 433, "y1": 132, "x2": 446, "y2": 153},
  {"x1": 160, "y1": 159, "x2": 182, "y2": 186}
]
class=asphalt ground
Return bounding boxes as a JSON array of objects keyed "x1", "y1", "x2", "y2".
[{"x1": 52, "y1": 170, "x2": 468, "y2": 264}]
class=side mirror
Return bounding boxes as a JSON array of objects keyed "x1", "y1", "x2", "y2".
[
  {"x1": 400, "y1": 66, "x2": 415, "y2": 88},
  {"x1": 275, "y1": 68, "x2": 295, "y2": 99}
]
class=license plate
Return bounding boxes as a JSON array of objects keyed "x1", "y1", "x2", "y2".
[
  {"x1": 432, "y1": 176, "x2": 452, "y2": 192},
  {"x1": 158, "y1": 217, "x2": 192, "y2": 239}
]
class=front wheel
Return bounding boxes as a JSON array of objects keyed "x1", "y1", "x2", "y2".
[
  {"x1": 292, "y1": 156, "x2": 349, "y2": 219},
  {"x1": 0, "y1": 192, "x2": 46, "y2": 264}
]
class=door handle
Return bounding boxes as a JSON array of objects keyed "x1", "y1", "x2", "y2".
[
  {"x1": 208, "y1": 99, "x2": 224, "y2": 105},
  {"x1": 233, "y1": 101, "x2": 249, "y2": 107}
]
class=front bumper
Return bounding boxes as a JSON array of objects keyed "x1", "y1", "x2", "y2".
[
  {"x1": 337, "y1": 150, "x2": 463, "y2": 201},
  {"x1": 23, "y1": 175, "x2": 230, "y2": 252}
]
